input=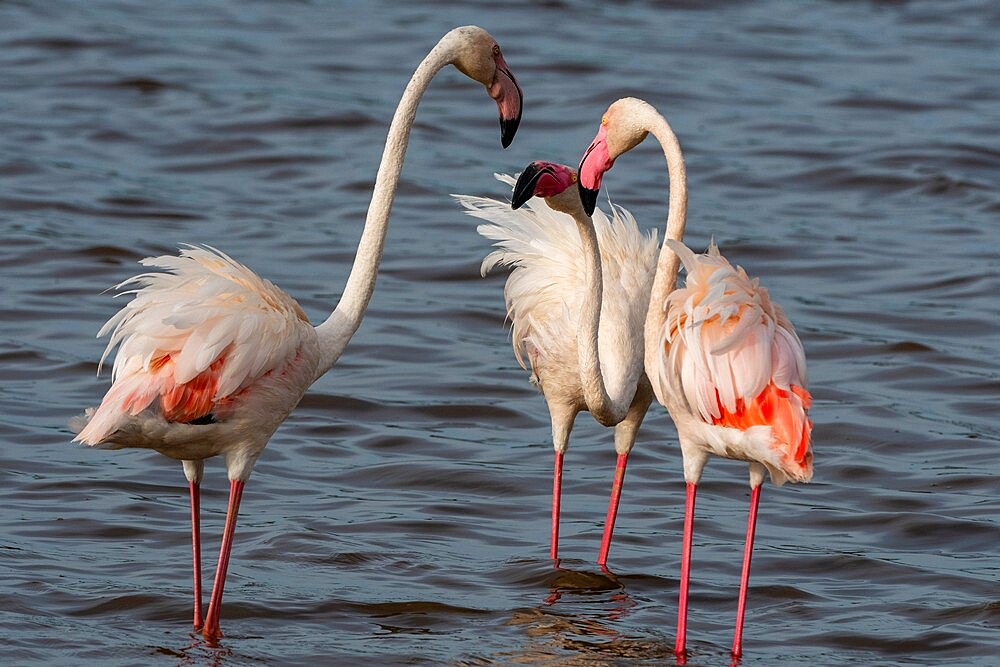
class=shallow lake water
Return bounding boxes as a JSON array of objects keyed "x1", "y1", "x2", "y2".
[{"x1": 1, "y1": 1, "x2": 997, "y2": 665}]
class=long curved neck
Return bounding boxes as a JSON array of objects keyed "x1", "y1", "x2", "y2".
[
  {"x1": 568, "y1": 207, "x2": 630, "y2": 426},
  {"x1": 641, "y1": 111, "x2": 688, "y2": 392},
  {"x1": 313, "y1": 37, "x2": 456, "y2": 379}
]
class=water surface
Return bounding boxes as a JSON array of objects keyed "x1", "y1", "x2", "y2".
[{"x1": 1, "y1": 1, "x2": 998, "y2": 665}]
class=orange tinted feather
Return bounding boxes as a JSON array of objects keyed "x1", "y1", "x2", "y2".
[
  {"x1": 712, "y1": 381, "x2": 812, "y2": 469},
  {"x1": 162, "y1": 355, "x2": 224, "y2": 422},
  {"x1": 117, "y1": 353, "x2": 225, "y2": 423}
]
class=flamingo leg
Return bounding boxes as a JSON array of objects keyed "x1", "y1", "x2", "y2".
[
  {"x1": 597, "y1": 453, "x2": 629, "y2": 566},
  {"x1": 189, "y1": 481, "x2": 204, "y2": 629},
  {"x1": 202, "y1": 479, "x2": 245, "y2": 639},
  {"x1": 550, "y1": 451, "x2": 564, "y2": 560},
  {"x1": 675, "y1": 481, "x2": 697, "y2": 659},
  {"x1": 731, "y1": 484, "x2": 762, "y2": 659}
]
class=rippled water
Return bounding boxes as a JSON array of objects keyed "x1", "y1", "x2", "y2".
[{"x1": 2, "y1": 1, "x2": 998, "y2": 665}]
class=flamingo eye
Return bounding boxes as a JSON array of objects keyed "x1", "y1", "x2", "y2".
[
  {"x1": 601, "y1": 115, "x2": 608, "y2": 126},
  {"x1": 492, "y1": 44, "x2": 501, "y2": 56},
  {"x1": 570, "y1": 172, "x2": 578, "y2": 184}
]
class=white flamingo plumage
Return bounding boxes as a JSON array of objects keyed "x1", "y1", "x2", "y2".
[
  {"x1": 72, "y1": 25, "x2": 523, "y2": 640},
  {"x1": 454, "y1": 162, "x2": 658, "y2": 565},
  {"x1": 578, "y1": 97, "x2": 813, "y2": 659}
]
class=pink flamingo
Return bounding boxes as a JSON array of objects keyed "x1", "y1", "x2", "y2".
[
  {"x1": 456, "y1": 162, "x2": 657, "y2": 565},
  {"x1": 578, "y1": 97, "x2": 813, "y2": 659},
  {"x1": 72, "y1": 26, "x2": 522, "y2": 639}
]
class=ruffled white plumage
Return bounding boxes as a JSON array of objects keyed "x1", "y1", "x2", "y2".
[
  {"x1": 75, "y1": 244, "x2": 315, "y2": 445},
  {"x1": 454, "y1": 174, "x2": 658, "y2": 387}
]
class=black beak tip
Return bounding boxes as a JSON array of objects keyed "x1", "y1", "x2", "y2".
[
  {"x1": 511, "y1": 162, "x2": 543, "y2": 209},
  {"x1": 578, "y1": 184, "x2": 599, "y2": 216},
  {"x1": 511, "y1": 180, "x2": 533, "y2": 209},
  {"x1": 499, "y1": 116, "x2": 521, "y2": 149}
]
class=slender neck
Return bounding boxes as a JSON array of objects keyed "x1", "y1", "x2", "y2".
[
  {"x1": 641, "y1": 112, "x2": 688, "y2": 390},
  {"x1": 567, "y1": 207, "x2": 629, "y2": 425},
  {"x1": 314, "y1": 38, "x2": 455, "y2": 376}
]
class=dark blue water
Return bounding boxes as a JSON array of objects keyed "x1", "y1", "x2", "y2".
[{"x1": 1, "y1": 1, "x2": 998, "y2": 664}]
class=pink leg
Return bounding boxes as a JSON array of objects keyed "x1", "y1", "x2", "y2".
[
  {"x1": 597, "y1": 453, "x2": 629, "y2": 567},
  {"x1": 731, "y1": 484, "x2": 762, "y2": 659},
  {"x1": 675, "y1": 481, "x2": 697, "y2": 659},
  {"x1": 202, "y1": 479, "x2": 245, "y2": 639},
  {"x1": 189, "y1": 481, "x2": 204, "y2": 629},
  {"x1": 550, "y1": 451, "x2": 564, "y2": 560}
]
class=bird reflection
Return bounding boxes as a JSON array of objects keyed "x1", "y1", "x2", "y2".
[
  {"x1": 156, "y1": 633, "x2": 233, "y2": 666},
  {"x1": 490, "y1": 558, "x2": 676, "y2": 663},
  {"x1": 542, "y1": 559, "x2": 637, "y2": 626}
]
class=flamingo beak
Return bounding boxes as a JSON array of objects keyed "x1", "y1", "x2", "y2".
[
  {"x1": 578, "y1": 125, "x2": 614, "y2": 216},
  {"x1": 489, "y1": 52, "x2": 523, "y2": 148},
  {"x1": 578, "y1": 182, "x2": 600, "y2": 218},
  {"x1": 511, "y1": 162, "x2": 548, "y2": 209},
  {"x1": 499, "y1": 114, "x2": 521, "y2": 149}
]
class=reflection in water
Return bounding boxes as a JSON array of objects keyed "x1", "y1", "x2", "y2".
[
  {"x1": 154, "y1": 634, "x2": 232, "y2": 667},
  {"x1": 542, "y1": 560, "x2": 636, "y2": 625},
  {"x1": 502, "y1": 605, "x2": 676, "y2": 665},
  {"x1": 490, "y1": 560, "x2": 674, "y2": 664}
]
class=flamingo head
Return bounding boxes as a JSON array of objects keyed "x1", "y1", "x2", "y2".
[
  {"x1": 511, "y1": 161, "x2": 582, "y2": 215},
  {"x1": 449, "y1": 26, "x2": 523, "y2": 148},
  {"x1": 578, "y1": 98, "x2": 650, "y2": 214}
]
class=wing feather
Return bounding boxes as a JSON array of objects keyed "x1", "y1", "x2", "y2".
[
  {"x1": 76, "y1": 245, "x2": 311, "y2": 444},
  {"x1": 662, "y1": 240, "x2": 812, "y2": 478}
]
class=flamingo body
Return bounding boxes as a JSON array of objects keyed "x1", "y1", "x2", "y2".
[
  {"x1": 456, "y1": 170, "x2": 658, "y2": 563},
  {"x1": 462, "y1": 174, "x2": 657, "y2": 407},
  {"x1": 73, "y1": 245, "x2": 320, "y2": 475},
  {"x1": 659, "y1": 239, "x2": 812, "y2": 486}
]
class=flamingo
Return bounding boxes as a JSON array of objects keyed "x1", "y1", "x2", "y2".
[
  {"x1": 577, "y1": 97, "x2": 813, "y2": 659},
  {"x1": 454, "y1": 161, "x2": 658, "y2": 565},
  {"x1": 71, "y1": 25, "x2": 523, "y2": 639}
]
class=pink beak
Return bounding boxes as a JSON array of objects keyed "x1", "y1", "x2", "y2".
[
  {"x1": 577, "y1": 124, "x2": 615, "y2": 215},
  {"x1": 488, "y1": 52, "x2": 523, "y2": 148}
]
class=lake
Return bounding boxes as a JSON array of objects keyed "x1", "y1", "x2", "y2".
[{"x1": 1, "y1": 1, "x2": 997, "y2": 665}]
